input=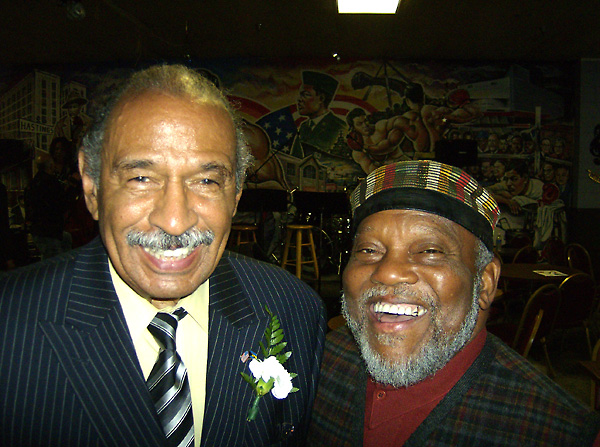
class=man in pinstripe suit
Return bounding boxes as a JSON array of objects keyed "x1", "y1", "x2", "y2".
[{"x1": 0, "y1": 65, "x2": 326, "y2": 446}]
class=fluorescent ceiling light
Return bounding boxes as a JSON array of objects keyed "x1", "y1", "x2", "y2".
[{"x1": 337, "y1": 0, "x2": 400, "y2": 14}]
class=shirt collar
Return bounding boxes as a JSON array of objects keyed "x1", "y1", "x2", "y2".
[
  {"x1": 108, "y1": 259, "x2": 210, "y2": 339},
  {"x1": 371, "y1": 328, "x2": 487, "y2": 411}
]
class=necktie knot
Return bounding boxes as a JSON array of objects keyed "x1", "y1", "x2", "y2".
[{"x1": 147, "y1": 308, "x2": 188, "y2": 351}]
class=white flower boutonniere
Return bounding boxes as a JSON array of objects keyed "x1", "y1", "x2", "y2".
[{"x1": 241, "y1": 306, "x2": 298, "y2": 422}]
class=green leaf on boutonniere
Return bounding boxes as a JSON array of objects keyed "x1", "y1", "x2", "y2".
[
  {"x1": 276, "y1": 351, "x2": 292, "y2": 364},
  {"x1": 259, "y1": 340, "x2": 268, "y2": 358},
  {"x1": 271, "y1": 329, "x2": 284, "y2": 345},
  {"x1": 242, "y1": 305, "x2": 297, "y2": 422},
  {"x1": 241, "y1": 372, "x2": 257, "y2": 389},
  {"x1": 271, "y1": 342, "x2": 287, "y2": 356}
]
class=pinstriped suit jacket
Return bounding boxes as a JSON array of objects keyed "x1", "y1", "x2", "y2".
[{"x1": 0, "y1": 238, "x2": 326, "y2": 447}]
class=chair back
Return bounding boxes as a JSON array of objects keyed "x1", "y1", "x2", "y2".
[
  {"x1": 512, "y1": 283, "x2": 561, "y2": 356},
  {"x1": 566, "y1": 243, "x2": 594, "y2": 281},
  {"x1": 512, "y1": 244, "x2": 539, "y2": 264},
  {"x1": 589, "y1": 338, "x2": 600, "y2": 410},
  {"x1": 541, "y1": 237, "x2": 567, "y2": 265},
  {"x1": 505, "y1": 230, "x2": 532, "y2": 249},
  {"x1": 556, "y1": 272, "x2": 597, "y2": 329}
]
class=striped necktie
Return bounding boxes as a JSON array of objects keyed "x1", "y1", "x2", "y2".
[{"x1": 147, "y1": 308, "x2": 194, "y2": 447}]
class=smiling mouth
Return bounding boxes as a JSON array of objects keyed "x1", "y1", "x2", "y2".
[
  {"x1": 142, "y1": 246, "x2": 196, "y2": 261},
  {"x1": 372, "y1": 302, "x2": 427, "y2": 323}
]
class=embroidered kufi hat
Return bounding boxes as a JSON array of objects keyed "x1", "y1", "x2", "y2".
[{"x1": 349, "y1": 160, "x2": 500, "y2": 250}]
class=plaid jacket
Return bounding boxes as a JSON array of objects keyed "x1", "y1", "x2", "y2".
[{"x1": 307, "y1": 326, "x2": 600, "y2": 447}]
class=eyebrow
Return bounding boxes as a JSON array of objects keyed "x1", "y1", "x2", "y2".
[
  {"x1": 201, "y1": 161, "x2": 234, "y2": 179},
  {"x1": 112, "y1": 158, "x2": 234, "y2": 179},
  {"x1": 112, "y1": 159, "x2": 154, "y2": 173}
]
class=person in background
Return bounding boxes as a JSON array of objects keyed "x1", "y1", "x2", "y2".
[
  {"x1": 0, "y1": 64, "x2": 326, "y2": 447},
  {"x1": 555, "y1": 165, "x2": 572, "y2": 206},
  {"x1": 26, "y1": 151, "x2": 72, "y2": 260},
  {"x1": 308, "y1": 160, "x2": 600, "y2": 446},
  {"x1": 491, "y1": 158, "x2": 507, "y2": 183},
  {"x1": 52, "y1": 90, "x2": 92, "y2": 150},
  {"x1": 0, "y1": 181, "x2": 15, "y2": 270}
]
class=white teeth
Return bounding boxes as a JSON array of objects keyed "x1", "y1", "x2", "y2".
[
  {"x1": 373, "y1": 302, "x2": 426, "y2": 317},
  {"x1": 143, "y1": 246, "x2": 193, "y2": 260}
]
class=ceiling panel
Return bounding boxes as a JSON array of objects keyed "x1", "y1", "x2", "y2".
[{"x1": 1, "y1": 0, "x2": 599, "y2": 67}]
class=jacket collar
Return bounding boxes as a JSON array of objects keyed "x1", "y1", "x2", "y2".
[{"x1": 208, "y1": 251, "x2": 259, "y2": 329}]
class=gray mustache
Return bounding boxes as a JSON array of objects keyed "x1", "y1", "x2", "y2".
[{"x1": 126, "y1": 228, "x2": 215, "y2": 251}]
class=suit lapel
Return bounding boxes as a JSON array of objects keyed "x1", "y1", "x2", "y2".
[
  {"x1": 39, "y1": 240, "x2": 165, "y2": 447},
  {"x1": 202, "y1": 253, "x2": 271, "y2": 446}
]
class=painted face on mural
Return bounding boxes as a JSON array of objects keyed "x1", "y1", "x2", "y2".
[
  {"x1": 555, "y1": 167, "x2": 569, "y2": 186},
  {"x1": 554, "y1": 140, "x2": 566, "y2": 156},
  {"x1": 297, "y1": 85, "x2": 324, "y2": 118},
  {"x1": 486, "y1": 133, "x2": 499, "y2": 151},
  {"x1": 542, "y1": 163, "x2": 555, "y2": 182},
  {"x1": 66, "y1": 103, "x2": 83, "y2": 118},
  {"x1": 541, "y1": 138, "x2": 552, "y2": 155},
  {"x1": 505, "y1": 170, "x2": 528, "y2": 196},
  {"x1": 492, "y1": 160, "x2": 506, "y2": 180},
  {"x1": 352, "y1": 114, "x2": 375, "y2": 137},
  {"x1": 480, "y1": 161, "x2": 492, "y2": 178},
  {"x1": 509, "y1": 135, "x2": 523, "y2": 154}
]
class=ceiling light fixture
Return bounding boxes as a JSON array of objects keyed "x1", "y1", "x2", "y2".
[
  {"x1": 62, "y1": 1, "x2": 86, "y2": 20},
  {"x1": 337, "y1": 0, "x2": 400, "y2": 14}
]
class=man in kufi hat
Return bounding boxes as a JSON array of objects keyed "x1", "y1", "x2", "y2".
[{"x1": 308, "y1": 160, "x2": 600, "y2": 447}]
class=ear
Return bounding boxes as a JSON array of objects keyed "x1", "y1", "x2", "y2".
[
  {"x1": 232, "y1": 188, "x2": 243, "y2": 218},
  {"x1": 78, "y1": 151, "x2": 100, "y2": 221},
  {"x1": 478, "y1": 255, "x2": 501, "y2": 311}
]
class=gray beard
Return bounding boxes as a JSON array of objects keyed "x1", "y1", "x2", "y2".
[{"x1": 341, "y1": 276, "x2": 481, "y2": 388}]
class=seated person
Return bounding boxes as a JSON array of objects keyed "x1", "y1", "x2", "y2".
[{"x1": 308, "y1": 160, "x2": 600, "y2": 446}]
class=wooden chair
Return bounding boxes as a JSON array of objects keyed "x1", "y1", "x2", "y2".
[
  {"x1": 499, "y1": 245, "x2": 540, "y2": 315},
  {"x1": 566, "y1": 243, "x2": 594, "y2": 282},
  {"x1": 506, "y1": 230, "x2": 532, "y2": 250},
  {"x1": 511, "y1": 244, "x2": 539, "y2": 264},
  {"x1": 555, "y1": 272, "x2": 597, "y2": 357},
  {"x1": 580, "y1": 338, "x2": 600, "y2": 411},
  {"x1": 488, "y1": 283, "x2": 561, "y2": 376},
  {"x1": 540, "y1": 237, "x2": 567, "y2": 266}
]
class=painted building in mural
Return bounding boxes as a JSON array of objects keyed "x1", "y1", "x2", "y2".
[{"x1": 0, "y1": 59, "x2": 576, "y2": 251}]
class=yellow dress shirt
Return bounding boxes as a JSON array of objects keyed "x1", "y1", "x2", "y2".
[{"x1": 109, "y1": 261, "x2": 208, "y2": 447}]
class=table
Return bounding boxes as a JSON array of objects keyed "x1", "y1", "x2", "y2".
[
  {"x1": 500, "y1": 263, "x2": 581, "y2": 283},
  {"x1": 499, "y1": 263, "x2": 582, "y2": 301}
]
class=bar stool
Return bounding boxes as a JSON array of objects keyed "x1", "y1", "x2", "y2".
[
  {"x1": 228, "y1": 224, "x2": 258, "y2": 248},
  {"x1": 281, "y1": 224, "x2": 319, "y2": 281}
]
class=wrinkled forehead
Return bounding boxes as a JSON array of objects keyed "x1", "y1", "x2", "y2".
[
  {"x1": 101, "y1": 91, "x2": 236, "y2": 161},
  {"x1": 107, "y1": 90, "x2": 232, "y2": 134}
]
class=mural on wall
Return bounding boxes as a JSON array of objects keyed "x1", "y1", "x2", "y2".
[{"x1": 0, "y1": 59, "x2": 576, "y2": 251}]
